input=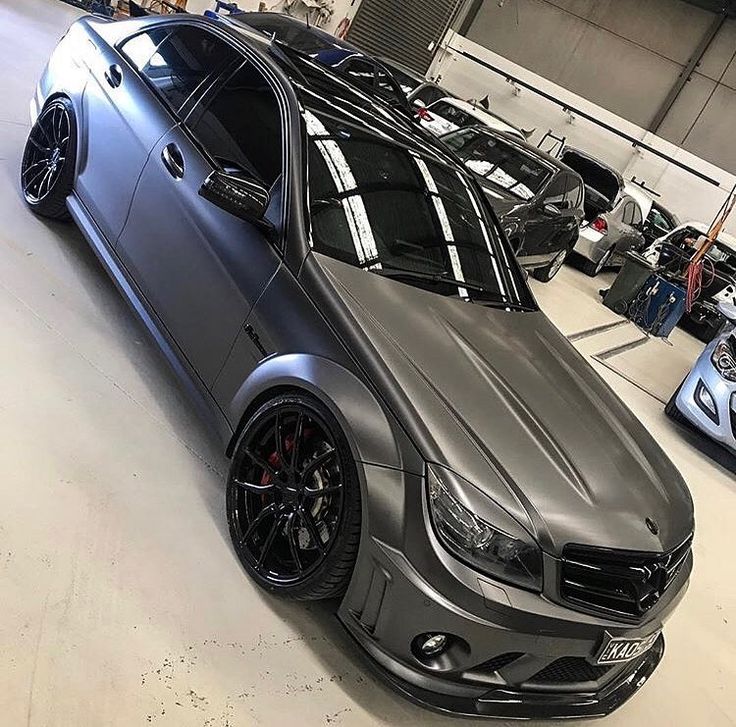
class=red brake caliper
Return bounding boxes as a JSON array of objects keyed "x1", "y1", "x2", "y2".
[{"x1": 259, "y1": 435, "x2": 296, "y2": 486}]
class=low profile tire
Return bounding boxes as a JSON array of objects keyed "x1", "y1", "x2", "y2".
[
  {"x1": 665, "y1": 382, "x2": 689, "y2": 426},
  {"x1": 532, "y1": 249, "x2": 568, "y2": 283},
  {"x1": 580, "y1": 247, "x2": 613, "y2": 277},
  {"x1": 20, "y1": 97, "x2": 76, "y2": 220},
  {"x1": 227, "y1": 393, "x2": 362, "y2": 600}
]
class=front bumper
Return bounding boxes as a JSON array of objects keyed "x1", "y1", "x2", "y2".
[
  {"x1": 676, "y1": 341, "x2": 736, "y2": 452},
  {"x1": 339, "y1": 465, "x2": 688, "y2": 719}
]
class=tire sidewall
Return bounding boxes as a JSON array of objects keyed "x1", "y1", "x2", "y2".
[
  {"x1": 226, "y1": 392, "x2": 362, "y2": 600},
  {"x1": 21, "y1": 97, "x2": 77, "y2": 217}
]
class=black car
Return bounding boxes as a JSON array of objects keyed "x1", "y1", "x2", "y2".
[
  {"x1": 443, "y1": 126, "x2": 584, "y2": 282},
  {"x1": 25, "y1": 13, "x2": 694, "y2": 719},
  {"x1": 218, "y1": 11, "x2": 411, "y2": 112}
]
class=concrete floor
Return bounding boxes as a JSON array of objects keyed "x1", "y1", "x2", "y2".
[{"x1": 0, "y1": 2, "x2": 735, "y2": 725}]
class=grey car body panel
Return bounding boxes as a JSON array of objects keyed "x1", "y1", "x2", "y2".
[
  {"x1": 314, "y1": 254, "x2": 693, "y2": 555},
  {"x1": 32, "y1": 13, "x2": 694, "y2": 718}
]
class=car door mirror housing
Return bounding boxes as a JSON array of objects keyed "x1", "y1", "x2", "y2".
[
  {"x1": 718, "y1": 300, "x2": 736, "y2": 323},
  {"x1": 199, "y1": 170, "x2": 270, "y2": 224}
]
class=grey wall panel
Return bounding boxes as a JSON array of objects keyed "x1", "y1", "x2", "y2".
[
  {"x1": 680, "y1": 85, "x2": 736, "y2": 172},
  {"x1": 656, "y1": 74, "x2": 718, "y2": 144},
  {"x1": 463, "y1": 0, "x2": 736, "y2": 174}
]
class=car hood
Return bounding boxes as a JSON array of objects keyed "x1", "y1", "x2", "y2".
[{"x1": 316, "y1": 254, "x2": 694, "y2": 556}]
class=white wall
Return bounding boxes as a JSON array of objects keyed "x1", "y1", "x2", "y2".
[{"x1": 431, "y1": 33, "x2": 736, "y2": 232}]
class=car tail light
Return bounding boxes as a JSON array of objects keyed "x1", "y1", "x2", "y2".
[
  {"x1": 416, "y1": 107, "x2": 433, "y2": 122},
  {"x1": 591, "y1": 216, "x2": 608, "y2": 234}
]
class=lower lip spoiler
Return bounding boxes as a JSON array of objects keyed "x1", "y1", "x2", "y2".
[{"x1": 352, "y1": 632, "x2": 665, "y2": 720}]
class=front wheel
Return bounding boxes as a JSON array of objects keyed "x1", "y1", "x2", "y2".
[
  {"x1": 20, "y1": 97, "x2": 77, "y2": 220},
  {"x1": 532, "y1": 249, "x2": 568, "y2": 282},
  {"x1": 226, "y1": 393, "x2": 362, "y2": 600}
]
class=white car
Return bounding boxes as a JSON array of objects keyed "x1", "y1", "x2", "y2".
[{"x1": 418, "y1": 97, "x2": 526, "y2": 141}]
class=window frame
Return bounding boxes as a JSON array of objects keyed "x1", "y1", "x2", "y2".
[{"x1": 116, "y1": 19, "x2": 292, "y2": 252}]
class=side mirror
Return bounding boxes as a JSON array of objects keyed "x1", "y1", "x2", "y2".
[
  {"x1": 543, "y1": 203, "x2": 561, "y2": 217},
  {"x1": 199, "y1": 170, "x2": 270, "y2": 224},
  {"x1": 718, "y1": 300, "x2": 736, "y2": 322}
]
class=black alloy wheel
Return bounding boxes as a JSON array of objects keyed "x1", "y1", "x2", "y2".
[
  {"x1": 227, "y1": 393, "x2": 361, "y2": 600},
  {"x1": 21, "y1": 97, "x2": 76, "y2": 219}
]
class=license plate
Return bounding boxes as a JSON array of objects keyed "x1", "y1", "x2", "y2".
[{"x1": 595, "y1": 631, "x2": 661, "y2": 665}]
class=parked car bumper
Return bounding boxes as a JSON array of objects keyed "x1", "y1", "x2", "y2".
[
  {"x1": 574, "y1": 226, "x2": 608, "y2": 262},
  {"x1": 676, "y1": 339, "x2": 736, "y2": 452},
  {"x1": 338, "y1": 467, "x2": 689, "y2": 719}
]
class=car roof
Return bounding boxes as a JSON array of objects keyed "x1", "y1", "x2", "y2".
[
  {"x1": 451, "y1": 126, "x2": 579, "y2": 176},
  {"x1": 676, "y1": 222, "x2": 736, "y2": 252},
  {"x1": 431, "y1": 97, "x2": 524, "y2": 136}
]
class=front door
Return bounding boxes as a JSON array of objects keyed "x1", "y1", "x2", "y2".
[{"x1": 116, "y1": 55, "x2": 285, "y2": 388}]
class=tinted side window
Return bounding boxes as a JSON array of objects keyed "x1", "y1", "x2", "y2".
[
  {"x1": 564, "y1": 175, "x2": 583, "y2": 209},
  {"x1": 413, "y1": 85, "x2": 446, "y2": 107},
  {"x1": 343, "y1": 57, "x2": 377, "y2": 92},
  {"x1": 622, "y1": 201, "x2": 635, "y2": 225},
  {"x1": 432, "y1": 102, "x2": 472, "y2": 127},
  {"x1": 630, "y1": 203, "x2": 643, "y2": 226},
  {"x1": 188, "y1": 61, "x2": 282, "y2": 186},
  {"x1": 121, "y1": 26, "x2": 238, "y2": 113},
  {"x1": 542, "y1": 176, "x2": 567, "y2": 207}
]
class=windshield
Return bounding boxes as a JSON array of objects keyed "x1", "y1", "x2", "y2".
[
  {"x1": 380, "y1": 61, "x2": 422, "y2": 94},
  {"x1": 443, "y1": 128, "x2": 551, "y2": 200},
  {"x1": 304, "y1": 109, "x2": 534, "y2": 308}
]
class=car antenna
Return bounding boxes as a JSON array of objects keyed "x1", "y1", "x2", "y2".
[{"x1": 305, "y1": 10, "x2": 311, "y2": 28}]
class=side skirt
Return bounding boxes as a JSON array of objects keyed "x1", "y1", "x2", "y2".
[{"x1": 66, "y1": 192, "x2": 234, "y2": 447}]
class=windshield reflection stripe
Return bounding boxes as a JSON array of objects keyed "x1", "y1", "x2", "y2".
[{"x1": 456, "y1": 171, "x2": 513, "y2": 301}]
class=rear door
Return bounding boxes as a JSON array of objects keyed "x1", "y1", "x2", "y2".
[
  {"x1": 618, "y1": 199, "x2": 644, "y2": 253},
  {"x1": 522, "y1": 174, "x2": 566, "y2": 257}
]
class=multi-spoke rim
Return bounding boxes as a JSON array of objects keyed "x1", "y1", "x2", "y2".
[
  {"x1": 22, "y1": 102, "x2": 70, "y2": 204},
  {"x1": 228, "y1": 404, "x2": 344, "y2": 585}
]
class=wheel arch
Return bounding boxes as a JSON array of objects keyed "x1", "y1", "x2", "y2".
[{"x1": 224, "y1": 354, "x2": 422, "y2": 476}]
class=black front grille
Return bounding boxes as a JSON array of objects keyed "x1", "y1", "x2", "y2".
[
  {"x1": 530, "y1": 657, "x2": 611, "y2": 684},
  {"x1": 560, "y1": 537, "x2": 692, "y2": 619},
  {"x1": 476, "y1": 652, "x2": 523, "y2": 673}
]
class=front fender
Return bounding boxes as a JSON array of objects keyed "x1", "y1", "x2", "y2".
[{"x1": 226, "y1": 353, "x2": 423, "y2": 475}]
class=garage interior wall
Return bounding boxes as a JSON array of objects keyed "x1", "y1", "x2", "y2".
[{"x1": 462, "y1": 0, "x2": 736, "y2": 176}]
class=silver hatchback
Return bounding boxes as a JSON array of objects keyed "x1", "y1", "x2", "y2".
[{"x1": 667, "y1": 303, "x2": 736, "y2": 453}]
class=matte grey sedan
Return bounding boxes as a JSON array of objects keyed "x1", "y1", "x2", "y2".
[{"x1": 23, "y1": 13, "x2": 694, "y2": 719}]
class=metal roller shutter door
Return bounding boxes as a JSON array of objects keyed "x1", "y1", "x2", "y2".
[{"x1": 347, "y1": 0, "x2": 465, "y2": 75}]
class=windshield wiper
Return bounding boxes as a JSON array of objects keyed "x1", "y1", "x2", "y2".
[{"x1": 366, "y1": 264, "x2": 533, "y2": 310}]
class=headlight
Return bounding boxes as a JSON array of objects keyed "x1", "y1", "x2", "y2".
[
  {"x1": 711, "y1": 337, "x2": 736, "y2": 382},
  {"x1": 427, "y1": 466, "x2": 542, "y2": 592}
]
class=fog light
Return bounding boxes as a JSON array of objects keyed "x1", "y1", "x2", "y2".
[
  {"x1": 420, "y1": 633, "x2": 448, "y2": 656},
  {"x1": 695, "y1": 380, "x2": 719, "y2": 424}
]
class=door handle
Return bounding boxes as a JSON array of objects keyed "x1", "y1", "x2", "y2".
[
  {"x1": 161, "y1": 143, "x2": 185, "y2": 179},
  {"x1": 104, "y1": 64, "x2": 123, "y2": 88}
]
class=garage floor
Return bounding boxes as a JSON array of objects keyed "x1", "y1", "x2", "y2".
[{"x1": 1, "y1": 2, "x2": 735, "y2": 726}]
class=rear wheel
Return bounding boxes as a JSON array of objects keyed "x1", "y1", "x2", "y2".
[
  {"x1": 20, "y1": 97, "x2": 76, "y2": 220},
  {"x1": 532, "y1": 249, "x2": 568, "y2": 282},
  {"x1": 581, "y1": 246, "x2": 613, "y2": 277},
  {"x1": 226, "y1": 393, "x2": 362, "y2": 600}
]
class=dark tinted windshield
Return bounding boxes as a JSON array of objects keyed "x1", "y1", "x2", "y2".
[
  {"x1": 304, "y1": 109, "x2": 533, "y2": 308},
  {"x1": 444, "y1": 128, "x2": 552, "y2": 200},
  {"x1": 380, "y1": 61, "x2": 422, "y2": 94}
]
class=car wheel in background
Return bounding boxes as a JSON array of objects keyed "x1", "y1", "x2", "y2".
[
  {"x1": 581, "y1": 246, "x2": 614, "y2": 277},
  {"x1": 532, "y1": 249, "x2": 568, "y2": 282},
  {"x1": 20, "y1": 97, "x2": 76, "y2": 220},
  {"x1": 227, "y1": 393, "x2": 362, "y2": 600}
]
